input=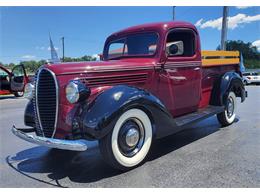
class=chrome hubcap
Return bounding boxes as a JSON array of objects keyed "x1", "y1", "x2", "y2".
[
  {"x1": 227, "y1": 97, "x2": 234, "y2": 118},
  {"x1": 125, "y1": 128, "x2": 140, "y2": 147},
  {"x1": 118, "y1": 118, "x2": 145, "y2": 157}
]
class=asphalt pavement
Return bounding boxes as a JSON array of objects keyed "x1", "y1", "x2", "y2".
[{"x1": 0, "y1": 86, "x2": 259, "y2": 187}]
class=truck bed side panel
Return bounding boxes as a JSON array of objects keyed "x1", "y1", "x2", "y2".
[{"x1": 199, "y1": 64, "x2": 239, "y2": 108}]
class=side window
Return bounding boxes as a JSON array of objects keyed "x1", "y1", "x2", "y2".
[
  {"x1": 166, "y1": 29, "x2": 196, "y2": 57},
  {"x1": 12, "y1": 66, "x2": 24, "y2": 77},
  {"x1": 0, "y1": 69, "x2": 8, "y2": 76},
  {"x1": 108, "y1": 39, "x2": 126, "y2": 59}
]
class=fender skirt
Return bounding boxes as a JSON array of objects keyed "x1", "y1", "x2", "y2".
[{"x1": 80, "y1": 85, "x2": 178, "y2": 140}]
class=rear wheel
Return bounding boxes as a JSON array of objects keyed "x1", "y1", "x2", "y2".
[
  {"x1": 14, "y1": 91, "x2": 24, "y2": 97},
  {"x1": 99, "y1": 108, "x2": 153, "y2": 171},
  {"x1": 217, "y1": 91, "x2": 237, "y2": 126}
]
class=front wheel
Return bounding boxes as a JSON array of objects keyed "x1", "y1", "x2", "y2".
[
  {"x1": 99, "y1": 108, "x2": 153, "y2": 171},
  {"x1": 217, "y1": 91, "x2": 237, "y2": 127}
]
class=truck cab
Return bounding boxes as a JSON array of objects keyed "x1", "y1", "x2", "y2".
[{"x1": 11, "y1": 21, "x2": 246, "y2": 170}]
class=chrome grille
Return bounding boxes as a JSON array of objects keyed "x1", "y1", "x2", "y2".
[
  {"x1": 35, "y1": 68, "x2": 58, "y2": 138},
  {"x1": 33, "y1": 71, "x2": 43, "y2": 137}
]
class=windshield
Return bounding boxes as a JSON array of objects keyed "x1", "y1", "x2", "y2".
[
  {"x1": 105, "y1": 32, "x2": 158, "y2": 60},
  {"x1": 0, "y1": 69, "x2": 8, "y2": 76}
]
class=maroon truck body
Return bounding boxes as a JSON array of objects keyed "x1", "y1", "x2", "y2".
[
  {"x1": 12, "y1": 21, "x2": 246, "y2": 170},
  {"x1": 44, "y1": 22, "x2": 241, "y2": 137}
]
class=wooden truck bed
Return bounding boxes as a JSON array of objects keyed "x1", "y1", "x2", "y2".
[{"x1": 201, "y1": 50, "x2": 240, "y2": 67}]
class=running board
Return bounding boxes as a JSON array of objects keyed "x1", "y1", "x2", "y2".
[{"x1": 175, "y1": 105, "x2": 224, "y2": 127}]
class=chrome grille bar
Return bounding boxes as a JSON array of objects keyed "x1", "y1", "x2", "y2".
[{"x1": 35, "y1": 68, "x2": 59, "y2": 138}]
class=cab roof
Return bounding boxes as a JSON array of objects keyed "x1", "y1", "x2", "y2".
[{"x1": 108, "y1": 21, "x2": 198, "y2": 38}]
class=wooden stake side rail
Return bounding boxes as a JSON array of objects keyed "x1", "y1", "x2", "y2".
[{"x1": 202, "y1": 50, "x2": 240, "y2": 67}]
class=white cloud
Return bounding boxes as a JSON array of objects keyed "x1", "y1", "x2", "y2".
[
  {"x1": 92, "y1": 54, "x2": 100, "y2": 60},
  {"x1": 36, "y1": 46, "x2": 45, "y2": 50},
  {"x1": 195, "y1": 13, "x2": 260, "y2": 30},
  {"x1": 47, "y1": 46, "x2": 59, "y2": 51},
  {"x1": 195, "y1": 19, "x2": 203, "y2": 27},
  {"x1": 21, "y1": 55, "x2": 36, "y2": 59},
  {"x1": 252, "y1": 40, "x2": 260, "y2": 51},
  {"x1": 92, "y1": 54, "x2": 99, "y2": 58},
  {"x1": 236, "y1": 6, "x2": 252, "y2": 9}
]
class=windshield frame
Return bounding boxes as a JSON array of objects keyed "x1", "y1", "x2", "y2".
[{"x1": 103, "y1": 31, "x2": 160, "y2": 60}]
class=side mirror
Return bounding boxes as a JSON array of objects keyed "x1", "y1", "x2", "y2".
[
  {"x1": 168, "y1": 44, "x2": 179, "y2": 55},
  {"x1": 166, "y1": 41, "x2": 184, "y2": 57},
  {"x1": 99, "y1": 54, "x2": 104, "y2": 61}
]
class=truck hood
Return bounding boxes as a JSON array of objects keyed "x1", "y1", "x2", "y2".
[{"x1": 45, "y1": 58, "x2": 157, "y2": 76}]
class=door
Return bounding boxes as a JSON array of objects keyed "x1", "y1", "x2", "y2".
[
  {"x1": 0, "y1": 67, "x2": 11, "y2": 94},
  {"x1": 158, "y1": 28, "x2": 201, "y2": 117},
  {"x1": 10, "y1": 65, "x2": 26, "y2": 92}
]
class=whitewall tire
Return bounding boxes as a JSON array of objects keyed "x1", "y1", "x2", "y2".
[
  {"x1": 217, "y1": 91, "x2": 237, "y2": 126},
  {"x1": 99, "y1": 108, "x2": 153, "y2": 170}
]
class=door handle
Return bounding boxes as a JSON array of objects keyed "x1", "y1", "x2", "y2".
[{"x1": 194, "y1": 67, "x2": 200, "y2": 71}]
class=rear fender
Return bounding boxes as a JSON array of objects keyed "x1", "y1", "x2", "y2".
[{"x1": 210, "y1": 72, "x2": 246, "y2": 106}]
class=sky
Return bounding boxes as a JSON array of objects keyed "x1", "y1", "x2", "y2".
[{"x1": 0, "y1": 6, "x2": 260, "y2": 64}]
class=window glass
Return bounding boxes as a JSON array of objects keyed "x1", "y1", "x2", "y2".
[
  {"x1": 108, "y1": 39, "x2": 126, "y2": 59},
  {"x1": 106, "y1": 32, "x2": 158, "y2": 60},
  {"x1": 12, "y1": 66, "x2": 24, "y2": 77},
  {"x1": 166, "y1": 30, "x2": 195, "y2": 57},
  {"x1": 243, "y1": 73, "x2": 250, "y2": 76},
  {"x1": 0, "y1": 69, "x2": 8, "y2": 76}
]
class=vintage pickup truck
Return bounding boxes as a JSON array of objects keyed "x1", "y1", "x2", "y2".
[{"x1": 12, "y1": 21, "x2": 247, "y2": 170}]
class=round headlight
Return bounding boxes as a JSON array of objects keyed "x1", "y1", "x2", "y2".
[
  {"x1": 24, "y1": 83, "x2": 35, "y2": 99},
  {"x1": 66, "y1": 81, "x2": 80, "y2": 104},
  {"x1": 66, "y1": 80, "x2": 91, "y2": 104}
]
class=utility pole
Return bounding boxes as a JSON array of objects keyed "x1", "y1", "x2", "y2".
[
  {"x1": 220, "y1": 6, "x2": 229, "y2": 50},
  {"x1": 173, "y1": 6, "x2": 176, "y2": 21},
  {"x1": 61, "y1": 37, "x2": 65, "y2": 62}
]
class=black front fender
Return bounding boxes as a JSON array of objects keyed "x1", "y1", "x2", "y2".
[
  {"x1": 24, "y1": 99, "x2": 35, "y2": 127},
  {"x1": 80, "y1": 85, "x2": 178, "y2": 140}
]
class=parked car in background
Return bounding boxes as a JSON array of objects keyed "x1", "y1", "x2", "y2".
[
  {"x1": 0, "y1": 64, "x2": 29, "y2": 97},
  {"x1": 242, "y1": 72, "x2": 260, "y2": 85}
]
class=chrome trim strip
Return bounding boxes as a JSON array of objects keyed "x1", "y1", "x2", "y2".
[
  {"x1": 155, "y1": 62, "x2": 201, "y2": 69},
  {"x1": 164, "y1": 64, "x2": 201, "y2": 68},
  {"x1": 164, "y1": 61, "x2": 201, "y2": 64},
  {"x1": 35, "y1": 69, "x2": 44, "y2": 137},
  {"x1": 58, "y1": 62, "x2": 201, "y2": 75},
  {"x1": 48, "y1": 69, "x2": 59, "y2": 138},
  {"x1": 11, "y1": 126, "x2": 88, "y2": 151},
  {"x1": 36, "y1": 68, "x2": 59, "y2": 138},
  {"x1": 58, "y1": 66, "x2": 155, "y2": 75}
]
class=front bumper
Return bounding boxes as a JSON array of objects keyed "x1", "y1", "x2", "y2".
[{"x1": 11, "y1": 125, "x2": 88, "y2": 151}]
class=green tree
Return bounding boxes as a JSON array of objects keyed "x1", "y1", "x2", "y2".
[
  {"x1": 63, "y1": 55, "x2": 96, "y2": 62},
  {"x1": 217, "y1": 40, "x2": 260, "y2": 69},
  {"x1": 2, "y1": 55, "x2": 97, "y2": 74}
]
